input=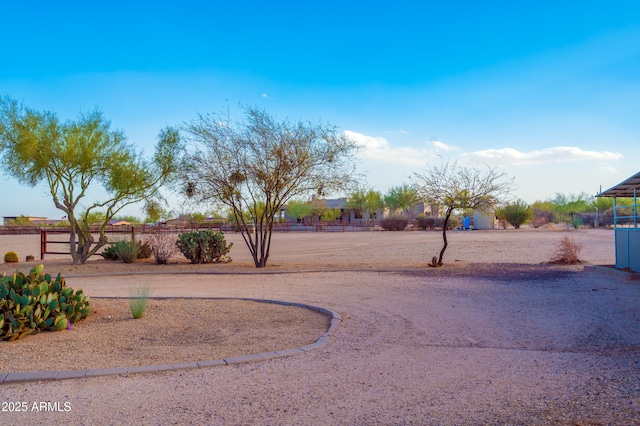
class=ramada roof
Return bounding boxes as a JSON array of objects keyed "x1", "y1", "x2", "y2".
[{"x1": 597, "y1": 171, "x2": 640, "y2": 198}]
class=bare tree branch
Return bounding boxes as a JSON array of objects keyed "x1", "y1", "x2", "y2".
[{"x1": 181, "y1": 105, "x2": 360, "y2": 268}]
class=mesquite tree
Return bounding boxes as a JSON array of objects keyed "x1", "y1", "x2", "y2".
[
  {"x1": 0, "y1": 95, "x2": 182, "y2": 264},
  {"x1": 181, "y1": 105, "x2": 359, "y2": 268},
  {"x1": 413, "y1": 160, "x2": 514, "y2": 266}
]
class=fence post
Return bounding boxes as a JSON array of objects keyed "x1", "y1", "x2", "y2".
[{"x1": 40, "y1": 229, "x2": 46, "y2": 260}]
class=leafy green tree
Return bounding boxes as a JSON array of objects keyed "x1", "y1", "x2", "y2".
[
  {"x1": 188, "y1": 212, "x2": 208, "y2": 223},
  {"x1": 321, "y1": 207, "x2": 342, "y2": 221},
  {"x1": 592, "y1": 196, "x2": 614, "y2": 213},
  {"x1": 496, "y1": 199, "x2": 531, "y2": 229},
  {"x1": 552, "y1": 192, "x2": 591, "y2": 223},
  {"x1": 347, "y1": 188, "x2": 384, "y2": 224},
  {"x1": 413, "y1": 160, "x2": 514, "y2": 266},
  {"x1": 286, "y1": 200, "x2": 314, "y2": 222},
  {"x1": 84, "y1": 211, "x2": 107, "y2": 225},
  {"x1": 0, "y1": 95, "x2": 183, "y2": 264},
  {"x1": 384, "y1": 183, "x2": 420, "y2": 217},
  {"x1": 143, "y1": 199, "x2": 166, "y2": 224},
  {"x1": 181, "y1": 105, "x2": 358, "y2": 268}
]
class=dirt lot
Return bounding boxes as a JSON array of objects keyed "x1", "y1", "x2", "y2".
[{"x1": 1, "y1": 227, "x2": 638, "y2": 425}]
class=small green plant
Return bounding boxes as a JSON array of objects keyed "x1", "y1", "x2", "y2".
[
  {"x1": 0, "y1": 265, "x2": 92, "y2": 341},
  {"x1": 4, "y1": 251, "x2": 19, "y2": 263},
  {"x1": 177, "y1": 230, "x2": 233, "y2": 264},
  {"x1": 128, "y1": 286, "x2": 150, "y2": 319}
]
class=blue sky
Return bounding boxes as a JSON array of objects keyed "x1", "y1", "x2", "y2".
[{"x1": 1, "y1": 1, "x2": 639, "y2": 219}]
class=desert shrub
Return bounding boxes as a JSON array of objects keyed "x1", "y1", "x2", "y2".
[
  {"x1": 380, "y1": 217, "x2": 409, "y2": 231},
  {"x1": 129, "y1": 286, "x2": 149, "y2": 319},
  {"x1": 496, "y1": 200, "x2": 532, "y2": 229},
  {"x1": 531, "y1": 201, "x2": 555, "y2": 228},
  {"x1": 100, "y1": 244, "x2": 119, "y2": 260},
  {"x1": 531, "y1": 211, "x2": 552, "y2": 228},
  {"x1": 143, "y1": 232, "x2": 180, "y2": 264},
  {"x1": 446, "y1": 216, "x2": 461, "y2": 230},
  {"x1": 549, "y1": 235, "x2": 583, "y2": 264},
  {"x1": 416, "y1": 216, "x2": 437, "y2": 230},
  {"x1": 101, "y1": 239, "x2": 151, "y2": 263},
  {"x1": 415, "y1": 216, "x2": 460, "y2": 230},
  {"x1": 0, "y1": 264, "x2": 92, "y2": 341},
  {"x1": 177, "y1": 230, "x2": 233, "y2": 264},
  {"x1": 4, "y1": 251, "x2": 19, "y2": 263},
  {"x1": 577, "y1": 213, "x2": 596, "y2": 228},
  {"x1": 138, "y1": 241, "x2": 152, "y2": 259},
  {"x1": 113, "y1": 240, "x2": 139, "y2": 263}
]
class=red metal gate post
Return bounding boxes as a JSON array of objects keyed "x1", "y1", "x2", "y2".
[{"x1": 40, "y1": 229, "x2": 46, "y2": 260}]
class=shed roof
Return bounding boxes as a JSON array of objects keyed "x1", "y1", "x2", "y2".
[{"x1": 597, "y1": 171, "x2": 640, "y2": 198}]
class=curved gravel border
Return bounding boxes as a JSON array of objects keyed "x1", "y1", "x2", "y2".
[{"x1": 0, "y1": 297, "x2": 341, "y2": 385}]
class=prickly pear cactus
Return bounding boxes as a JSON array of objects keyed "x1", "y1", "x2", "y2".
[
  {"x1": 0, "y1": 265, "x2": 92, "y2": 341},
  {"x1": 176, "y1": 230, "x2": 233, "y2": 264}
]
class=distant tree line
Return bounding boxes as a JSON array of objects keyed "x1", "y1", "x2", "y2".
[{"x1": 496, "y1": 192, "x2": 631, "y2": 230}]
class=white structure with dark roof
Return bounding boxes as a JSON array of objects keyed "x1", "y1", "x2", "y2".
[{"x1": 597, "y1": 171, "x2": 640, "y2": 272}]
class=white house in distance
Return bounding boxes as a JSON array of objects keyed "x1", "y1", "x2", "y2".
[{"x1": 596, "y1": 171, "x2": 640, "y2": 272}]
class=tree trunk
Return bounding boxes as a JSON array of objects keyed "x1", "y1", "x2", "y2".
[
  {"x1": 432, "y1": 208, "x2": 452, "y2": 267},
  {"x1": 71, "y1": 228, "x2": 93, "y2": 265}
]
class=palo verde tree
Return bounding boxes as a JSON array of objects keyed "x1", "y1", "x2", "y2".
[
  {"x1": 286, "y1": 200, "x2": 314, "y2": 223},
  {"x1": 0, "y1": 95, "x2": 183, "y2": 264},
  {"x1": 286, "y1": 198, "x2": 329, "y2": 224},
  {"x1": 413, "y1": 160, "x2": 514, "y2": 267},
  {"x1": 496, "y1": 199, "x2": 531, "y2": 229},
  {"x1": 384, "y1": 183, "x2": 420, "y2": 217},
  {"x1": 181, "y1": 105, "x2": 359, "y2": 268}
]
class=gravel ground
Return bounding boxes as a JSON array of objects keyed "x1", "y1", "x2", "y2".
[
  {"x1": 0, "y1": 298, "x2": 330, "y2": 373},
  {"x1": 0, "y1": 228, "x2": 638, "y2": 425}
]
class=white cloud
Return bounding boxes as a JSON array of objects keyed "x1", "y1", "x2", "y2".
[
  {"x1": 431, "y1": 140, "x2": 457, "y2": 152},
  {"x1": 344, "y1": 130, "x2": 432, "y2": 166},
  {"x1": 465, "y1": 146, "x2": 622, "y2": 166},
  {"x1": 261, "y1": 93, "x2": 269, "y2": 98}
]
